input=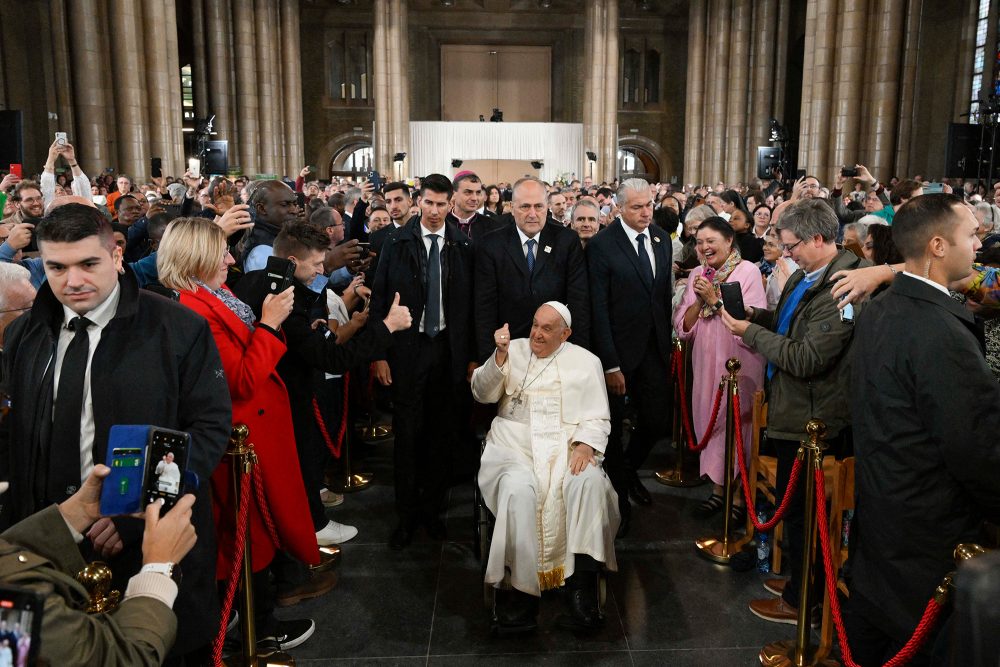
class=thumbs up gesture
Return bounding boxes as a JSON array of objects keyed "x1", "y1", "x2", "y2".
[
  {"x1": 493, "y1": 323, "x2": 511, "y2": 366},
  {"x1": 383, "y1": 292, "x2": 412, "y2": 333}
]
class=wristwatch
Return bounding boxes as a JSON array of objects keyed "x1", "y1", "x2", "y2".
[{"x1": 140, "y1": 562, "x2": 182, "y2": 583}]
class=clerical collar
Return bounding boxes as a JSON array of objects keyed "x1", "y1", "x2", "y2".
[{"x1": 455, "y1": 212, "x2": 476, "y2": 225}]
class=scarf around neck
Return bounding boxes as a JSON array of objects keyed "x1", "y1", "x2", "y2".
[
  {"x1": 196, "y1": 281, "x2": 256, "y2": 330},
  {"x1": 699, "y1": 248, "x2": 742, "y2": 319}
]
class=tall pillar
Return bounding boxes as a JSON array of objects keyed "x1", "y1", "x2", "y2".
[
  {"x1": 281, "y1": 0, "x2": 305, "y2": 176},
  {"x1": 233, "y1": 3, "x2": 259, "y2": 174},
  {"x1": 724, "y1": 0, "x2": 752, "y2": 183},
  {"x1": 192, "y1": 0, "x2": 209, "y2": 120},
  {"x1": 68, "y1": 0, "x2": 113, "y2": 169},
  {"x1": 601, "y1": 0, "x2": 619, "y2": 182},
  {"x1": 748, "y1": 0, "x2": 778, "y2": 179},
  {"x1": 255, "y1": 0, "x2": 278, "y2": 175},
  {"x1": 50, "y1": 0, "x2": 76, "y2": 145},
  {"x1": 582, "y1": 0, "x2": 607, "y2": 182},
  {"x1": 773, "y1": 0, "x2": 790, "y2": 121},
  {"x1": 797, "y1": 0, "x2": 817, "y2": 168},
  {"x1": 143, "y1": 0, "x2": 174, "y2": 176},
  {"x1": 828, "y1": 0, "x2": 865, "y2": 177},
  {"x1": 868, "y1": 0, "x2": 904, "y2": 179},
  {"x1": 707, "y1": 0, "x2": 731, "y2": 181},
  {"x1": 804, "y1": 0, "x2": 838, "y2": 177},
  {"x1": 164, "y1": 0, "x2": 185, "y2": 175},
  {"x1": 111, "y1": 0, "x2": 151, "y2": 180},
  {"x1": 204, "y1": 0, "x2": 234, "y2": 167},
  {"x1": 373, "y1": 0, "x2": 392, "y2": 173},
  {"x1": 683, "y1": 0, "x2": 707, "y2": 183},
  {"x1": 398, "y1": 0, "x2": 411, "y2": 179},
  {"x1": 387, "y1": 0, "x2": 410, "y2": 180},
  {"x1": 895, "y1": 0, "x2": 923, "y2": 177}
]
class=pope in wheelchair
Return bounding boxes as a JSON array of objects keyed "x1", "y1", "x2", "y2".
[{"x1": 472, "y1": 302, "x2": 620, "y2": 635}]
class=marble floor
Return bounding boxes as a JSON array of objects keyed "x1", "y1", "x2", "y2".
[{"x1": 274, "y1": 438, "x2": 813, "y2": 666}]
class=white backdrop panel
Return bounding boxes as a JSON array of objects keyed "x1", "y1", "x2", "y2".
[{"x1": 409, "y1": 122, "x2": 584, "y2": 183}]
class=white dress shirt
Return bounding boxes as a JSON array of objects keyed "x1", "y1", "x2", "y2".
[
  {"x1": 419, "y1": 222, "x2": 446, "y2": 334},
  {"x1": 53, "y1": 283, "x2": 121, "y2": 483},
  {"x1": 621, "y1": 223, "x2": 657, "y2": 278},
  {"x1": 515, "y1": 225, "x2": 540, "y2": 262},
  {"x1": 902, "y1": 271, "x2": 950, "y2": 296}
]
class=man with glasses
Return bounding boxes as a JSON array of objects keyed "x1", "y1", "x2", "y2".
[
  {"x1": 1, "y1": 181, "x2": 44, "y2": 227},
  {"x1": 719, "y1": 198, "x2": 868, "y2": 626}
]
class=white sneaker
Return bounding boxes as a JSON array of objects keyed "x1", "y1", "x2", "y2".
[{"x1": 316, "y1": 520, "x2": 358, "y2": 545}]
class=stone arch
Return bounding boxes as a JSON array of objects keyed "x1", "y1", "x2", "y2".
[
  {"x1": 315, "y1": 130, "x2": 374, "y2": 179},
  {"x1": 618, "y1": 133, "x2": 673, "y2": 183}
]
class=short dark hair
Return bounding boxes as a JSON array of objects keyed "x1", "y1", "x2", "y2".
[
  {"x1": 452, "y1": 173, "x2": 481, "y2": 190},
  {"x1": 382, "y1": 181, "x2": 409, "y2": 198},
  {"x1": 889, "y1": 179, "x2": 923, "y2": 206},
  {"x1": 114, "y1": 194, "x2": 140, "y2": 212},
  {"x1": 326, "y1": 193, "x2": 345, "y2": 210},
  {"x1": 696, "y1": 216, "x2": 736, "y2": 242},
  {"x1": 35, "y1": 203, "x2": 115, "y2": 250},
  {"x1": 11, "y1": 180, "x2": 40, "y2": 201},
  {"x1": 891, "y1": 193, "x2": 966, "y2": 260},
  {"x1": 273, "y1": 220, "x2": 331, "y2": 258},
  {"x1": 309, "y1": 206, "x2": 338, "y2": 228},
  {"x1": 596, "y1": 187, "x2": 614, "y2": 199},
  {"x1": 419, "y1": 173, "x2": 454, "y2": 199}
]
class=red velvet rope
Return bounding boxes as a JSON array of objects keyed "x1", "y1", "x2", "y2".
[
  {"x1": 312, "y1": 372, "x2": 350, "y2": 459},
  {"x1": 672, "y1": 347, "x2": 726, "y2": 452},
  {"x1": 814, "y1": 466, "x2": 946, "y2": 667},
  {"x1": 252, "y1": 463, "x2": 281, "y2": 548},
  {"x1": 731, "y1": 389, "x2": 804, "y2": 531},
  {"x1": 212, "y1": 464, "x2": 252, "y2": 667}
]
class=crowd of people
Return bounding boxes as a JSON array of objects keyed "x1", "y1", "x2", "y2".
[{"x1": 0, "y1": 136, "x2": 998, "y2": 667}]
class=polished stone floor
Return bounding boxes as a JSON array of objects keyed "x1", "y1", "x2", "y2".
[{"x1": 275, "y1": 438, "x2": 806, "y2": 666}]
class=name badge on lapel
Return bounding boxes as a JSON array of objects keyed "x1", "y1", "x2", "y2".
[{"x1": 544, "y1": 246, "x2": 552, "y2": 253}]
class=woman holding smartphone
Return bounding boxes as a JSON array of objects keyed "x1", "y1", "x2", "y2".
[
  {"x1": 673, "y1": 217, "x2": 766, "y2": 523},
  {"x1": 157, "y1": 217, "x2": 324, "y2": 649}
]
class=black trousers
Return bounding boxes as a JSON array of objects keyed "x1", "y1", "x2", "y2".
[
  {"x1": 844, "y1": 598, "x2": 948, "y2": 667},
  {"x1": 604, "y1": 338, "x2": 672, "y2": 516},
  {"x1": 390, "y1": 334, "x2": 458, "y2": 525},
  {"x1": 772, "y1": 429, "x2": 852, "y2": 609}
]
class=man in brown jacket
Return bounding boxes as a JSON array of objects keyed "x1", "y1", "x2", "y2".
[{"x1": 0, "y1": 465, "x2": 196, "y2": 666}]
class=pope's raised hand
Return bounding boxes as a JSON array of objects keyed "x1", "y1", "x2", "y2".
[{"x1": 494, "y1": 323, "x2": 511, "y2": 354}]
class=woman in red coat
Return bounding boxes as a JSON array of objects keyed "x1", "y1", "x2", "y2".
[{"x1": 157, "y1": 216, "x2": 324, "y2": 647}]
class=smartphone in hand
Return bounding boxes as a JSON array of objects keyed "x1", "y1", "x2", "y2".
[{"x1": 720, "y1": 281, "x2": 747, "y2": 320}]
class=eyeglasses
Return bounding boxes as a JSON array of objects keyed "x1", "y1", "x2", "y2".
[{"x1": 782, "y1": 239, "x2": 804, "y2": 253}]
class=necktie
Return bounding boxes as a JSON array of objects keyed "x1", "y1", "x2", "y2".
[
  {"x1": 526, "y1": 238, "x2": 536, "y2": 274},
  {"x1": 459, "y1": 220, "x2": 472, "y2": 237},
  {"x1": 425, "y1": 234, "x2": 441, "y2": 337},
  {"x1": 637, "y1": 233, "x2": 654, "y2": 286},
  {"x1": 48, "y1": 316, "x2": 93, "y2": 501}
]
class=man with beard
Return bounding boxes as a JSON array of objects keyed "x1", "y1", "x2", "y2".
[{"x1": 1, "y1": 181, "x2": 44, "y2": 227}]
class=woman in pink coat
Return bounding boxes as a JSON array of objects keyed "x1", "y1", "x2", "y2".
[{"x1": 673, "y1": 216, "x2": 766, "y2": 523}]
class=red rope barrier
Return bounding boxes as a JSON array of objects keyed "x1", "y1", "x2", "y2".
[
  {"x1": 212, "y1": 464, "x2": 252, "y2": 667},
  {"x1": 252, "y1": 463, "x2": 281, "y2": 548},
  {"x1": 312, "y1": 372, "x2": 350, "y2": 459},
  {"x1": 731, "y1": 389, "x2": 804, "y2": 531},
  {"x1": 813, "y1": 466, "x2": 945, "y2": 667},
  {"x1": 672, "y1": 347, "x2": 726, "y2": 452}
]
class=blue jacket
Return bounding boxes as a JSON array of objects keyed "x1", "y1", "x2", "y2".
[{"x1": 0, "y1": 241, "x2": 159, "y2": 290}]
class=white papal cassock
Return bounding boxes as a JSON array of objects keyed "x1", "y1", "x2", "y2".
[{"x1": 473, "y1": 339, "x2": 620, "y2": 596}]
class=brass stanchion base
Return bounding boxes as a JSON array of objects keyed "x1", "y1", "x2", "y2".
[
  {"x1": 694, "y1": 536, "x2": 735, "y2": 564},
  {"x1": 310, "y1": 545, "x2": 342, "y2": 573},
  {"x1": 654, "y1": 468, "x2": 707, "y2": 487},
  {"x1": 759, "y1": 639, "x2": 839, "y2": 667},
  {"x1": 329, "y1": 472, "x2": 372, "y2": 494}
]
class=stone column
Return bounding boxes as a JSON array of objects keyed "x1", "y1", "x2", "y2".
[
  {"x1": 707, "y1": 0, "x2": 731, "y2": 182},
  {"x1": 164, "y1": 0, "x2": 185, "y2": 175},
  {"x1": 111, "y1": 0, "x2": 151, "y2": 180},
  {"x1": 797, "y1": 0, "x2": 817, "y2": 169},
  {"x1": 601, "y1": 0, "x2": 619, "y2": 182},
  {"x1": 255, "y1": 0, "x2": 278, "y2": 175},
  {"x1": 748, "y1": 0, "x2": 778, "y2": 179},
  {"x1": 50, "y1": 0, "x2": 76, "y2": 144},
  {"x1": 192, "y1": 0, "x2": 209, "y2": 120},
  {"x1": 894, "y1": 0, "x2": 923, "y2": 177},
  {"x1": 582, "y1": 0, "x2": 607, "y2": 182},
  {"x1": 233, "y1": 3, "x2": 259, "y2": 174},
  {"x1": 143, "y1": 0, "x2": 174, "y2": 176},
  {"x1": 683, "y1": 0, "x2": 707, "y2": 183},
  {"x1": 69, "y1": 0, "x2": 114, "y2": 169},
  {"x1": 868, "y1": 0, "x2": 904, "y2": 179},
  {"x1": 828, "y1": 0, "x2": 865, "y2": 177},
  {"x1": 724, "y1": 0, "x2": 752, "y2": 183},
  {"x1": 804, "y1": 0, "x2": 838, "y2": 177},
  {"x1": 281, "y1": 0, "x2": 305, "y2": 177},
  {"x1": 373, "y1": 0, "x2": 392, "y2": 173},
  {"x1": 398, "y1": 0, "x2": 411, "y2": 179},
  {"x1": 204, "y1": 0, "x2": 235, "y2": 165},
  {"x1": 773, "y1": 0, "x2": 790, "y2": 119}
]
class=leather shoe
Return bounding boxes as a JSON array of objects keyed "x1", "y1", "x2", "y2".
[
  {"x1": 628, "y1": 473, "x2": 652, "y2": 506},
  {"x1": 276, "y1": 570, "x2": 338, "y2": 607},
  {"x1": 748, "y1": 597, "x2": 820, "y2": 627},
  {"x1": 556, "y1": 571, "x2": 603, "y2": 633},
  {"x1": 389, "y1": 524, "x2": 415, "y2": 550},
  {"x1": 763, "y1": 578, "x2": 786, "y2": 596},
  {"x1": 425, "y1": 516, "x2": 447, "y2": 541},
  {"x1": 492, "y1": 588, "x2": 539, "y2": 636}
]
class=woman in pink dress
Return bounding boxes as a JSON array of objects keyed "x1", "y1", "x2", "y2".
[{"x1": 673, "y1": 216, "x2": 766, "y2": 523}]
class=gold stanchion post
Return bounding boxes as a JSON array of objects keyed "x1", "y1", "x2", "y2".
[
  {"x1": 656, "y1": 339, "x2": 706, "y2": 488},
  {"x1": 228, "y1": 425, "x2": 294, "y2": 667},
  {"x1": 695, "y1": 358, "x2": 743, "y2": 564},
  {"x1": 759, "y1": 420, "x2": 838, "y2": 667},
  {"x1": 329, "y1": 385, "x2": 373, "y2": 493}
]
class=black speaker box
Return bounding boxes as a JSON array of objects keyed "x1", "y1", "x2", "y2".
[
  {"x1": 0, "y1": 110, "x2": 24, "y2": 166},
  {"x1": 756, "y1": 145, "x2": 781, "y2": 180},
  {"x1": 204, "y1": 140, "x2": 229, "y2": 175}
]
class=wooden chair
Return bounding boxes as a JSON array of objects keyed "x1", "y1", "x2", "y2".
[
  {"x1": 744, "y1": 390, "x2": 783, "y2": 572},
  {"x1": 817, "y1": 457, "x2": 855, "y2": 660}
]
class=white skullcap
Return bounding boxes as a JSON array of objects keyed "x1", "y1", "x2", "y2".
[{"x1": 541, "y1": 301, "x2": 572, "y2": 328}]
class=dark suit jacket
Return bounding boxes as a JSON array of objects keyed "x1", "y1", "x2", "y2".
[
  {"x1": 587, "y1": 220, "x2": 673, "y2": 373},
  {"x1": 446, "y1": 210, "x2": 506, "y2": 241},
  {"x1": 473, "y1": 222, "x2": 590, "y2": 361},
  {"x1": 365, "y1": 221, "x2": 405, "y2": 288},
  {"x1": 848, "y1": 274, "x2": 1000, "y2": 641},
  {"x1": 370, "y1": 218, "x2": 475, "y2": 384}
]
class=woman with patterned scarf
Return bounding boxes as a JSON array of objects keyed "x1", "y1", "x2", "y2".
[{"x1": 673, "y1": 217, "x2": 768, "y2": 523}]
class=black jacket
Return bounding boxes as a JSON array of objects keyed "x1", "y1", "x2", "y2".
[
  {"x1": 473, "y1": 221, "x2": 590, "y2": 361},
  {"x1": 0, "y1": 269, "x2": 232, "y2": 655},
  {"x1": 587, "y1": 220, "x2": 673, "y2": 373},
  {"x1": 370, "y1": 218, "x2": 474, "y2": 384},
  {"x1": 446, "y1": 210, "x2": 506, "y2": 241},
  {"x1": 849, "y1": 274, "x2": 1000, "y2": 641}
]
